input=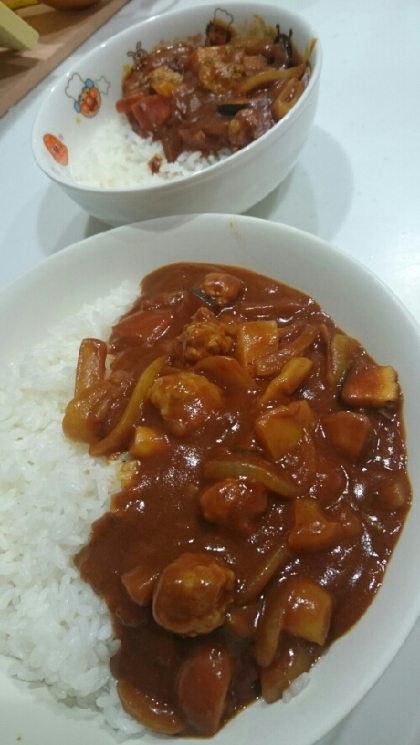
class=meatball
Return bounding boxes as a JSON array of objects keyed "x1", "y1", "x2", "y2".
[
  {"x1": 180, "y1": 308, "x2": 234, "y2": 363},
  {"x1": 152, "y1": 552, "x2": 235, "y2": 636},
  {"x1": 228, "y1": 108, "x2": 271, "y2": 149},
  {"x1": 148, "y1": 370, "x2": 223, "y2": 436},
  {"x1": 200, "y1": 477, "x2": 268, "y2": 533},
  {"x1": 200, "y1": 272, "x2": 244, "y2": 307}
]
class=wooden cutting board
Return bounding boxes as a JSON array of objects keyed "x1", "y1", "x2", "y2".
[{"x1": 0, "y1": 0, "x2": 131, "y2": 117}]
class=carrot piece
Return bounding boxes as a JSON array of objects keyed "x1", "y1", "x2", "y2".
[
  {"x1": 115, "y1": 93, "x2": 146, "y2": 114},
  {"x1": 131, "y1": 94, "x2": 172, "y2": 132}
]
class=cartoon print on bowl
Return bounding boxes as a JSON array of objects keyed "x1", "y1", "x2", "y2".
[
  {"x1": 127, "y1": 41, "x2": 147, "y2": 69},
  {"x1": 65, "y1": 73, "x2": 111, "y2": 117},
  {"x1": 205, "y1": 7, "x2": 234, "y2": 45},
  {"x1": 43, "y1": 134, "x2": 69, "y2": 166}
]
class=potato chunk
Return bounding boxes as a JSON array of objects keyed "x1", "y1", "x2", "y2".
[
  {"x1": 255, "y1": 400, "x2": 315, "y2": 460},
  {"x1": 281, "y1": 576, "x2": 332, "y2": 645},
  {"x1": 341, "y1": 365, "x2": 399, "y2": 407},
  {"x1": 152, "y1": 553, "x2": 235, "y2": 636},
  {"x1": 323, "y1": 410, "x2": 372, "y2": 461},
  {"x1": 129, "y1": 425, "x2": 169, "y2": 458},
  {"x1": 148, "y1": 65, "x2": 183, "y2": 96},
  {"x1": 288, "y1": 498, "x2": 343, "y2": 552}
]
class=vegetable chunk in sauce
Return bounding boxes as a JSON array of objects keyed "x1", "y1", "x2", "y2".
[
  {"x1": 66, "y1": 263, "x2": 411, "y2": 737},
  {"x1": 117, "y1": 17, "x2": 315, "y2": 165}
]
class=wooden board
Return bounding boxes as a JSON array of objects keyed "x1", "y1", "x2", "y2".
[{"x1": 0, "y1": 0, "x2": 130, "y2": 117}]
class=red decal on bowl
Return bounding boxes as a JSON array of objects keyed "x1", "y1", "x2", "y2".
[{"x1": 43, "y1": 134, "x2": 69, "y2": 165}]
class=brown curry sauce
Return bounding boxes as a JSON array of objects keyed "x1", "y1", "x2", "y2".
[
  {"x1": 116, "y1": 18, "x2": 312, "y2": 164},
  {"x1": 66, "y1": 263, "x2": 411, "y2": 736}
]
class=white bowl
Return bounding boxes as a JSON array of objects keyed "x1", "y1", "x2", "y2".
[
  {"x1": 31, "y1": 3, "x2": 321, "y2": 226},
  {"x1": 1, "y1": 215, "x2": 420, "y2": 745}
]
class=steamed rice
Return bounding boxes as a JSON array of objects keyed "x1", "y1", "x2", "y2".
[
  {"x1": 0, "y1": 280, "x2": 145, "y2": 736},
  {"x1": 68, "y1": 115, "x2": 230, "y2": 189},
  {"x1": 0, "y1": 280, "x2": 310, "y2": 736}
]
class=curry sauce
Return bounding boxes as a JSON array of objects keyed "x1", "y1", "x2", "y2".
[
  {"x1": 116, "y1": 16, "x2": 313, "y2": 164},
  {"x1": 65, "y1": 263, "x2": 411, "y2": 736}
]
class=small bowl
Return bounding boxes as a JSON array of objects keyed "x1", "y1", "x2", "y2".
[{"x1": 31, "y1": 3, "x2": 321, "y2": 226}]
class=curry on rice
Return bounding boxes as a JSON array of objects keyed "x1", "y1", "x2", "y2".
[
  {"x1": 63, "y1": 263, "x2": 411, "y2": 736},
  {"x1": 116, "y1": 13, "x2": 315, "y2": 167}
]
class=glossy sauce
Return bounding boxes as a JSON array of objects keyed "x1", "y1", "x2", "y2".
[
  {"x1": 69, "y1": 263, "x2": 411, "y2": 736},
  {"x1": 116, "y1": 18, "x2": 311, "y2": 163}
]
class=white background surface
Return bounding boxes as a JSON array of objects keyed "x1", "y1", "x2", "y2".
[{"x1": 1, "y1": 0, "x2": 420, "y2": 743}]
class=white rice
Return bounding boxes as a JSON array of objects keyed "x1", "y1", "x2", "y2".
[
  {"x1": 68, "y1": 114, "x2": 231, "y2": 189},
  {"x1": 0, "y1": 279, "x2": 144, "y2": 736},
  {"x1": 0, "y1": 279, "x2": 309, "y2": 737}
]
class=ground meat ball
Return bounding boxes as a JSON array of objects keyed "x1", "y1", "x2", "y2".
[
  {"x1": 200, "y1": 272, "x2": 244, "y2": 307},
  {"x1": 228, "y1": 107, "x2": 272, "y2": 149},
  {"x1": 179, "y1": 308, "x2": 234, "y2": 363},
  {"x1": 152, "y1": 553, "x2": 235, "y2": 636},
  {"x1": 200, "y1": 477, "x2": 268, "y2": 532},
  {"x1": 148, "y1": 370, "x2": 223, "y2": 436}
]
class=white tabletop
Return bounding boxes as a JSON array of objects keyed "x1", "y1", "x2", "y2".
[{"x1": 1, "y1": 0, "x2": 420, "y2": 743}]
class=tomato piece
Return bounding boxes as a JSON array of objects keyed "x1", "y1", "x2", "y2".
[
  {"x1": 115, "y1": 94, "x2": 146, "y2": 114},
  {"x1": 131, "y1": 94, "x2": 172, "y2": 133}
]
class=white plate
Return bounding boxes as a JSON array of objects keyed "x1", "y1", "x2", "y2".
[{"x1": 1, "y1": 214, "x2": 420, "y2": 745}]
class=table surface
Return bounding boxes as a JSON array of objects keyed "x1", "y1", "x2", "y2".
[{"x1": 1, "y1": 0, "x2": 420, "y2": 743}]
